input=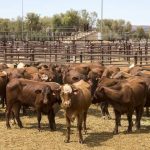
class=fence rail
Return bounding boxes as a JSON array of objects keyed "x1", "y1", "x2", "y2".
[{"x1": 0, "y1": 39, "x2": 150, "y2": 66}]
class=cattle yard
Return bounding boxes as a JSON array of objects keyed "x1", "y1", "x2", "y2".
[{"x1": 0, "y1": 34, "x2": 150, "y2": 150}]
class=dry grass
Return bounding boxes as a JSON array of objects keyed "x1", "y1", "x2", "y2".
[{"x1": 0, "y1": 106, "x2": 150, "y2": 150}]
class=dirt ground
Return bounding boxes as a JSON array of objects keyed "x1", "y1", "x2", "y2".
[{"x1": 0, "y1": 105, "x2": 150, "y2": 150}]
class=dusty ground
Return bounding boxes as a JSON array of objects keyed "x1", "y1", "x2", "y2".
[{"x1": 0, "y1": 105, "x2": 150, "y2": 150}]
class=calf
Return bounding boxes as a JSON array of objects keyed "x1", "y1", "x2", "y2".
[
  {"x1": 6, "y1": 78, "x2": 57, "y2": 131},
  {"x1": 60, "y1": 80, "x2": 91, "y2": 143}
]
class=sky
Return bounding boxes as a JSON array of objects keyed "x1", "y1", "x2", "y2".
[{"x1": 0, "y1": 0, "x2": 149, "y2": 25}]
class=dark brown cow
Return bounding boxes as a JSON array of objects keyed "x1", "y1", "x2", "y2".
[
  {"x1": 101, "y1": 65, "x2": 120, "y2": 78},
  {"x1": 6, "y1": 78, "x2": 58, "y2": 131},
  {"x1": 96, "y1": 77, "x2": 120, "y2": 119},
  {"x1": 93, "y1": 78, "x2": 147, "y2": 134},
  {"x1": 63, "y1": 69, "x2": 86, "y2": 84},
  {"x1": 60, "y1": 80, "x2": 91, "y2": 144},
  {"x1": 0, "y1": 72, "x2": 8, "y2": 107}
]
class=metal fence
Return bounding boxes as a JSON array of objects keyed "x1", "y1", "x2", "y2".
[{"x1": 0, "y1": 39, "x2": 150, "y2": 66}]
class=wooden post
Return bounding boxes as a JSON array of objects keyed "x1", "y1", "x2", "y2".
[
  {"x1": 90, "y1": 43, "x2": 93, "y2": 63},
  {"x1": 80, "y1": 51, "x2": 83, "y2": 63},
  {"x1": 145, "y1": 42, "x2": 148, "y2": 64},
  {"x1": 4, "y1": 48, "x2": 6, "y2": 63},
  {"x1": 72, "y1": 40, "x2": 76, "y2": 63},
  {"x1": 134, "y1": 51, "x2": 137, "y2": 65},
  {"x1": 31, "y1": 49, "x2": 34, "y2": 62}
]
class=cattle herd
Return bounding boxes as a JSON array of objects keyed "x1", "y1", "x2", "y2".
[{"x1": 0, "y1": 61, "x2": 150, "y2": 144}]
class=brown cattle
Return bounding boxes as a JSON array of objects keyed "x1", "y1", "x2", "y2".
[
  {"x1": 87, "y1": 67, "x2": 105, "y2": 96},
  {"x1": 101, "y1": 65, "x2": 120, "y2": 78},
  {"x1": 6, "y1": 79, "x2": 58, "y2": 131},
  {"x1": 60, "y1": 80, "x2": 91, "y2": 143},
  {"x1": 96, "y1": 77, "x2": 120, "y2": 119},
  {"x1": 0, "y1": 63, "x2": 8, "y2": 70},
  {"x1": 0, "y1": 72, "x2": 8, "y2": 107},
  {"x1": 63, "y1": 69, "x2": 86, "y2": 84},
  {"x1": 93, "y1": 78, "x2": 147, "y2": 134}
]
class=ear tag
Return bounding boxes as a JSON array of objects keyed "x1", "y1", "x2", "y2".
[{"x1": 74, "y1": 91, "x2": 78, "y2": 95}]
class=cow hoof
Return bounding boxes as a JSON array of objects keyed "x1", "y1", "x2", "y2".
[
  {"x1": 102, "y1": 116, "x2": 106, "y2": 119},
  {"x1": 113, "y1": 130, "x2": 118, "y2": 135},
  {"x1": 126, "y1": 129, "x2": 132, "y2": 134},
  {"x1": 79, "y1": 140, "x2": 84, "y2": 144},
  {"x1": 50, "y1": 128, "x2": 56, "y2": 132},
  {"x1": 84, "y1": 130, "x2": 87, "y2": 135},
  {"x1": 7, "y1": 126, "x2": 11, "y2": 129},
  {"x1": 64, "y1": 139, "x2": 70, "y2": 143},
  {"x1": 38, "y1": 129, "x2": 41, "y2": 132},
  {"x1": 107, "y1": 115, "x2": 111, "y2": 120}
]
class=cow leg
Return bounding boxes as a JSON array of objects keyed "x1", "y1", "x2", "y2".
[
  {"x1": 118, "y1": 114, "x2": 121, "y2": 126},
  {"x1": 100, "y1": 102, "x2": 106, "y2": 118},
  {"x1": 104, "y1": 103, "x2": 111, "y2": 119},
  {"x1": 126, "y1": 113, "x2": 133, "y2": 133},
  {"x1": 48, "y1": 109, "x2": 56, "y2": 131},
  {"x1": 12, "y1": 103, "x2": 23, "y2": 128},
  {"x1": 113, "y1": 110, "x2": 121, "y2": 134},
  {"x1": 11, "y1": 111, "x2": 16, "y2": 125},
  {"x1": 37, "y1": 110, "x2": 42, "y2": 131},
  {"x1": 6, "y1": 104, "x2": 13, "y2": 129},
  {"x1": 1, "y1": 96, "x2": 5, "y2": 108},
  {"x1": 64, "y1": 114, "x2": 71, "y2": 143},
  {"x1": 77, "y1": 114, "x2": 83, "y2": 144},
  {"x1": 146, "y1": 107, "x2": 149, "y2": 117},
  {"x1": 83, "y1": 111, "x2": 87, "y2": 134},
  {"x1": 135, "y1": 106, "x2": 143, "y2": 130},
  {"x1": 22, "y1": 106, "x2": 27, "y2": 116}
]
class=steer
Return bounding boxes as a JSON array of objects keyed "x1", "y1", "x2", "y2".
[
  {"x1": 6, "y1": 78, "x2": 57, "y2": 131},
  {"x1": 93, "y1": 79, "x2": 147, "y2": 134},
  {"x1": 60, "y1": 80, "x2": 91, "y2": 144}
]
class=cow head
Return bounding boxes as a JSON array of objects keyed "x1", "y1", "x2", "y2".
[
  {"x1": 92, "y1": 86, "x2": 105, "y2": 104},
  {"x1": 35, "y1": 86, "x2": 52, "y2": 104},
  {"x1": 60, "y1": 84, "x2": 78, "y2": 109}
]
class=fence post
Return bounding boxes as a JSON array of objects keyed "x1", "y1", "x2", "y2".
[
  {"x1": 134, "y1": 51, "x2": 137, "y2": 65},
  {"x1": 66, "y1": 45, "x2": 70, "y2": 62},
  {"x1": 145, "y1": 41, "x2": 148, "y2": 64},
  {"x1": 90, "y1": 43, "x2": 93, "y2": 63},
  {"x1": 139, "y1": 48, "x2": 142, "y2": 66},
  {"x1": 80, "y1": 51, "x2": 83, "y2": 63},
  {"x1": 4, "y1": 48, "x2": 7, "y2": 63},
  {"x1": 30, "y1": 49, "x2": 34, "y2": 62},
  {"x1": 72, "y1": 40, "x2": 76, "y2": 63}
]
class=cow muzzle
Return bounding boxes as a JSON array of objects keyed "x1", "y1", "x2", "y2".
[
  {"x1": 43, "y1": 98, "x2": 48, "y2": 104},
  {"x1": 63, "y1": 100, "x2": 71, "y2": 108}
]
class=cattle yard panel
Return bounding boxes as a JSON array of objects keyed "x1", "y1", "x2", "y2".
[{"x1": 0, "y1": 40, "x2": 150, "y2": 66}]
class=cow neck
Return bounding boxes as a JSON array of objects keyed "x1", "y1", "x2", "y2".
[{"x1": 103, "y1": 87, "x2": 122, "y2": 103}]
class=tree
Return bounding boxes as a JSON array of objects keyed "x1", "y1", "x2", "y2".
[
  {"x1": 135, "y1": 27, "x2": 146, "y2": 39},
  {"x1": 51, "y1": 14, "x2": 62, "y2": 31},
  {"x1": 62, "y1": 9, "x2": 80, "y2": 30},
  {"x1": 96, "y1": 19, "x2": 132, "y2": 40},
  {"x1": 25, "y1": 13, "x2": 42, "y2": 32}
]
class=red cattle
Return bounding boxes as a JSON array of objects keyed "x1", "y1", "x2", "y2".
[
  {"x1": 6, "y1": 78, "x2": 58, "y2": 131},
  {"x1": 60, "y1": 80, "x2": 91, "y2": 143}
]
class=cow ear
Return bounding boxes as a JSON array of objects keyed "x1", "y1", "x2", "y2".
[
  {"x1": 35, "y1": 89, "x2": 42, "y2": 94},
  {"x1": 73, "y1": 91, "x2": 78, "y2": 95},
  {"x1": 100, "y1": 87, "x2": 105, "y2": 93},
  {"x1": 73, "y1": 88, "x2": 78, "y2": 95},
  {"x1": 21, "y1": 83, "x2": 26, "y2": 87},
  {"x1": 52, "y1": 92, "x2": 56, "y2": 96}
]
